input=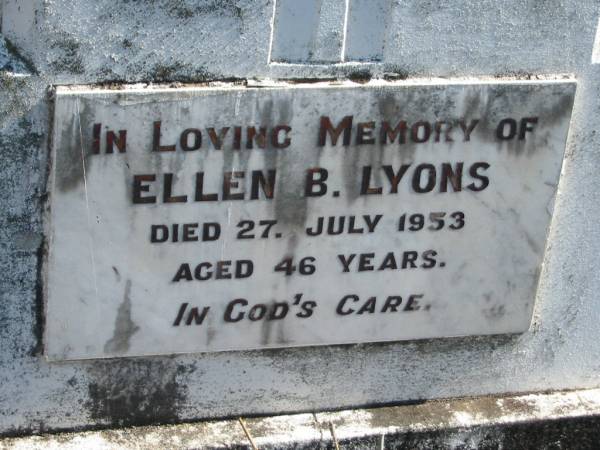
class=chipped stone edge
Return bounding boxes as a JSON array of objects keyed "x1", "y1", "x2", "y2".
[{"x1": 3, "y1": 388, "x2": 600, "y2": 449}]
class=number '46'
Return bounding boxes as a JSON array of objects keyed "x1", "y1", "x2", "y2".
[{"x1": 274, "y1": 257, "x2": 316, "y2": 276}]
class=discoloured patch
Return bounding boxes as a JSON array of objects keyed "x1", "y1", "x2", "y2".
[
  {"x1": 0, "y1": 38, "x2": 36, "y2": 74},
  {"x1": 345, "y1": 68, "x2": 373, "y2": 83},
  {"x1": 164, "y1": 0, "x2": 243, "y2": 20},
  {"x1": 103, "y1": 280, "x2": 139, "y2": 355},
  {"x1": 483, "y1": 305, "x2": 506, "y2": 321},
  {"x1": 150, "y1": 63, "x2": 217, "y2": 83},
  {"x1": 0, "y1": 114, "x2": 47, "y2": 359},
  {"x1": 85, "y1": 359, "x2": 192, "y2": 427},
  {"x1": 55, "y1": 98, "x2": 95, "y2": 192},
  {"x1": 266, "y1": 95, "x2": 311, "y2": 230},
  {"x1": 382, "y1": 66, "x2": 411, "y2": 80},
  {"x1": 0, "y1": 77, "x2": 37, "y2": 125},
  {"x1": 49, "y1": 37, "x2": 84, "y2": 75},
  {"x1": 32, "y1": 233, "x2": 47, "y2": 357}
]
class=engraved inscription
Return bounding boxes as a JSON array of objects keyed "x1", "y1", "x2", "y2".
[{"x1": 46, "y1": 80, "x2": 576, "y2": 360}]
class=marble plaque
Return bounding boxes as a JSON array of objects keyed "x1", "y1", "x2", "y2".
[{"x1": 46, "y1": 80, "x2": 575, "y2": 360}]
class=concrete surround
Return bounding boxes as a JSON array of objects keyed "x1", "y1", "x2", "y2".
[
  {"x1": 3, "y1": 388, "x2": 600, "y2": 449},
  {"x1": 2, "y1": 0, "x2": 600, "y2": 439}
]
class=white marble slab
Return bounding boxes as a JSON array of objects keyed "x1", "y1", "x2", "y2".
[{"x1": 45, "y1": 80, "x2": 575, "y2": 360}]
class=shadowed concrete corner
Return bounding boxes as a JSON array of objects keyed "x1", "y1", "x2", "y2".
[{"x1": 0, "y1": 36, "x2": 33, "y2": 75}]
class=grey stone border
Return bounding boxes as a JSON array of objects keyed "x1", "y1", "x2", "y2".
[{"x1": 3, "y1": 388, "x2": 600, "y2": 449}]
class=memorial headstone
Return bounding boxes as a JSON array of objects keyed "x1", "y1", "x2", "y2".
[
  {"x1": 2, "y1": 0, "x2": 600, "y2": 446},
  {"x1": 47, "y1": 81, "x2": 575, "y2": 360}
]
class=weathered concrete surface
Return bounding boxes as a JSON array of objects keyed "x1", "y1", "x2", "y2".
[
  {"x1": 3, "y1": 388, "x2": 600, "y2": 449},
  {"x1": 2, "y1": 0, "x2": 600, "y2": 438},
  {"x1": 0, "y1": 38, "x2": 31, "y2": 74}
]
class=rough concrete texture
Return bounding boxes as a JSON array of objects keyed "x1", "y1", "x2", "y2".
[
  {"x1": 2, "y1": 0, "x2": 600, "y2": 437},
  {"x1": 3, "y1": 388, "x2": 600, "y2": 449},
  {"x1": 0, "y1": 38, "x2": 30, "y2": 74}
]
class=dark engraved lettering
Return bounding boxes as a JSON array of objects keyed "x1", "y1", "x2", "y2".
[
  {"x1": 296, "y1": 301, "x2": 317, "y2": 318},
  {"x1": 163, "y1": 173, "x2": 187, "y2": 203},
  {"x1": 347, "y1": 216, "x2": 363, "y2": 234},
  {"x1": 358, "y1": 253, "x2": 375, "y2": 271},
  {"x1": 356, "y1": 121, "x2": 376, "y2": 145},
  {"x1": 357, "y1": 297, "x2": 376, "y2": 314},
  {"x1": 92, "y1": 123, "x2": 101, "y2": 154},
  {"x1": 318, "y1": 115, "x2": 353, "y2": 146},
  {"x1": 173, "y1": 303, "x2": 188, "y2": 326},
  {"x1": 174, "y1": 260, "x2": 253, "y2": 281},
  {"x1": 434, "y1": 121, "x2": 453, "y2": 143},
  {"x1": 519, "y1": 117, "x2": 538, "y2": 140},
  {"x1": 203, "y1": 223, "x2": 221, "y2": 241},
  {"x1": 180, "y1": 128, "x2": 202, "y2": 151},
  {"x1": 194, "y1": 262, "x2": 212, "y2": 281},
  {"x1": 381, "y1": 296, "x2": 402, "y2": 312},
  {"x1": 182, "y1": 223, "x2": 198, "y2": 242},
  {"x1": 173, "y1": 263, "x2": 193, "y2": 282},
  {"x1": 153, "y1": 121, "x2": 175, "y2": 152},
  {"x1": 380, "y1": 120, "x2": 407, "y2": 144},
  {"x1": 195, "y1": 172, "x2": 218, "y2": 202},
  {"x1": 364, "y1": 215, "x2": 382, "y2": 232},
  {"x1": 404, "y1": 294, "x2": 423, "y2": 311},
  {"x1": 185, "y1": 306, "x2": 210, "y2": 325},
  {"x1": 223, "y1": 171, "x2": 245, "y2": 200},
  {"x1": 305, "y1": 168, "x2": 328, "y2": 197},
  {"x1": 151, "y1": 225, "x2": 168, "y2": 243},
  {"x1": 338, "y1": 254, "x2": 356, "y2": 272},
  {"x1": 233, "y1": 126, "x2": 242, "y2": 150},
  {"x1": 248, "y1": 304, "x2": 267, "y2": 321},
  {"x1": 327, "y1": 216, "x2": 345, "y2": 235},
  {"x1": 207, "y1": 127, "x2": 230, "y2": 149},
  {"x1": 336, "y1": 295, "x2": 359, "y2": 315},
  {"x1": 151, "y1": 222, "x2": 221, "y2": 242},
  {"x1": 132, "y1": 174, "x2": 156, "y2": 204},
  {"x1": 334, "y1": 294, "x2": 427, "y2": 316},
  {"x1": 236, "y1": 260, "x2": 253, "y2": 278},
  {"x1": 459, "y1": 119, "x2": 479, "y2": 141},
  {"x1": 467, "y1": 162, "x2": 490, "y2": 191},
  {"x1": 496, "y1": 118, "x2": 517, "y2": 140},
  {"x1": 106, "y1": 130, "x2": 127, "y2": 154},
  {"x1": 215, "y1": 261, "x2": 232, "y2": 280},
  {"x1": 306, "y1": 217, "x2": 323, "y2": 236},
  {"x1": 271, "y1": 125, "x2": 292, "y2": 148},
  {"x1": 378, "y1": 252, "x2": 397, "y2": 270},
  {"x1": 410, "y1": 121, "x2": 431, "y2": 143},
  {"x1": 246, "y1": 126, "x2": 267, "y2": 149},
  {"x1": 224, "y1": 299, "x2": 247, "y2": 322},
  {"x1": 360, "y1": 166, "x2": 382, "y2": 195},
  {"x1": 440, "y1": 163, "x2": 463, "y2": 193},
  {"x1": 421, "y1": 250, "x2": 438, "y2": 269},
  {"x1": 250, "y1": 170, "x2": 276, "y2": 200},
  {"x1": 402, "y1": 251, "x2": 418, "y2": 269},
  {"x1": 412, "y1": 164, "x2": 436, "y2": 193},
  {"x1": 268, "y1": 302, "x2": 289, "y2": 320},
  {"x1": 383, "y1": 164, "x2": 411, "y2": 193}
]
